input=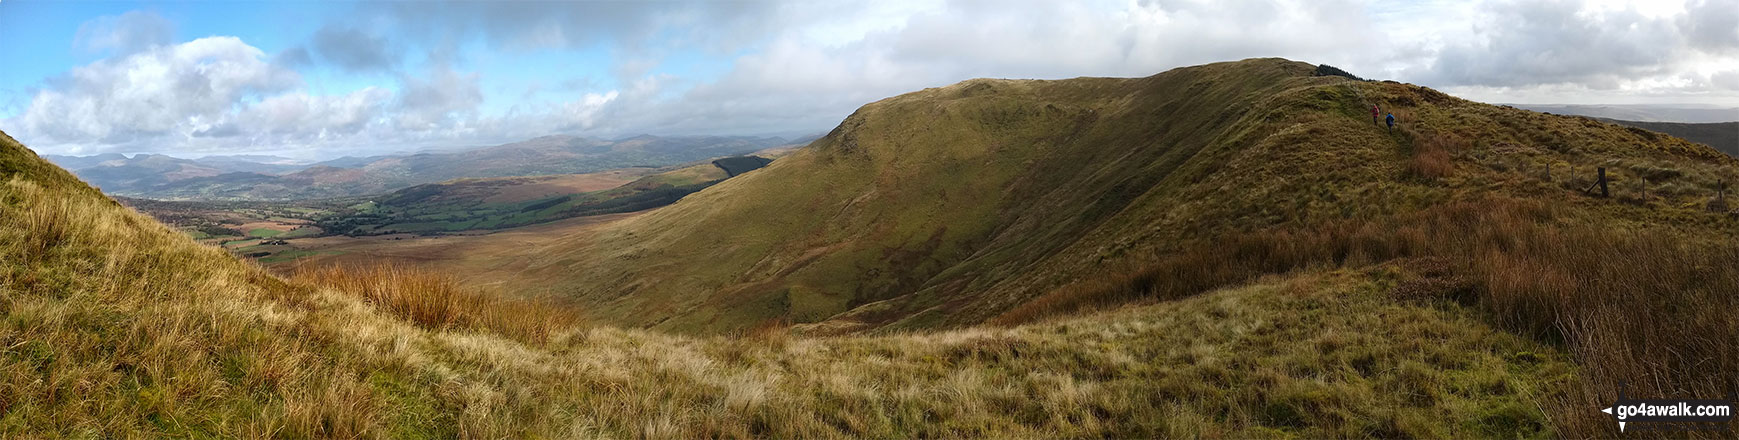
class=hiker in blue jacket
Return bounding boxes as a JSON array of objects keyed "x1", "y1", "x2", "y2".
[{"x1": 1385, "y1": 113, "x2": 1396, "y2": 131}]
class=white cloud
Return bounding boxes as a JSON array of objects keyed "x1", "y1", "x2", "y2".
[
  {"x1": 234, "y1": 87, "x2": 390, "y2": 137},
  {"x1": 573, "y1": 0, "x2": 1393, "y2": 136},
  {"x1": 393, "y1": 63, "x2": 484, "y2": 131},
  {"x1": 563, "y1": 91, "x2": 619, "y2": 130},
  {"x1": 11, "y1": 1, "x2": 1737, "y2": 157},
  {"x1": 18, "y1": 36, "x2": 299, "y2": 148}
]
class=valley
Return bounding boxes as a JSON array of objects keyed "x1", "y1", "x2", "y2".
[
  {"x1": 122, "y1": 155, "x2": 778, "y2": 265},
  {"x1": 4, "y1": 58, "x2": 1737, "y2": 437},
  {"x1": 48, "y1": 134, "x2": 799, "y2": 200}
]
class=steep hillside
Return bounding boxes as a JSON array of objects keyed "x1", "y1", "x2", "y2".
[
  {"x1": 510, "y1": 59, "x2": 1739, "y2": 336},
  {"x1": 2, "y1": 126, "x2": 1594, "y2": 437}
]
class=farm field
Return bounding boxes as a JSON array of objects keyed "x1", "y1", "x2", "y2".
[
  {"x1": 124, "y1": 157, "x2": 772, "y2": 264},
  {"x1": 262, "y1": 211, "x2": 648, "y2": 293}
]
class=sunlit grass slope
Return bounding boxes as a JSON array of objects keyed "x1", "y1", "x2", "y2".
[
  {"x1": 519, "y1": 58, "x2": 1738, "y2": 336},
  {"x1": 7, "y1": 53, "x2": 1737, "y2": 436},
  {"x1": 1, "y1": 126, "x2": 1591, "y2": 437}
]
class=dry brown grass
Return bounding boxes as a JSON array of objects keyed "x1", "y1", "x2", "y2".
[
  {"x1": 1, "y1": 176, "x2": 394, "y2": 436},
  {"x1": 997, "y1": 196, "x2": 1739, "y2": 437},
  {"x1": 291, "y1": 263, "x2": 580, "y2": 343},
  {"x1": 1, "y1": 167, "x2": 1587, "y2": 438},
  {"x1": 1408, "y1": 132, "x2": 1461, "y2": 179}
]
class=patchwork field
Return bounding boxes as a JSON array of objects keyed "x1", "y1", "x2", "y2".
[
  {"x1": 264, "y1": 211, "x2": 648, "y2": 292},
  {"x1": 124, "y1": 157, "x2": 772, "y2": 264}
]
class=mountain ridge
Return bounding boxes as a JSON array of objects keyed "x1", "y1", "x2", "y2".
[
  {"x1": 490, "y1": 58, "x2": 1737, "y2": 335},
  {"x1": 4, "y1": 58, "x2": 1738, "y2": 437}
]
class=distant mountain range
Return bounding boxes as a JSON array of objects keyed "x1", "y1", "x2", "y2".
[
  {"x1": 1592, "y1": 118, "x2": 1739, "y2": 158},
  {"x1": 1485, "y1": 105, "x2": 1736, "y2": 158},
  {"x1": 1508, "y1": 104, "x2": 1737, "y2": 123},
  {"x1": 46, "y1": 134, "x2": 805, "y2": 200}
]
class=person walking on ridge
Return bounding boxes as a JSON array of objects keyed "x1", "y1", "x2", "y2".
[
  {"x1": 1371, "y1": 104, "x2": 1381, "y2": 126},
  {"x1": 1385, "y1": 112, "x2": 1396, "y2": 132}
]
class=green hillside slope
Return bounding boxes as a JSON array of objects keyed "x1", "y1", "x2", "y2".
[
  {"x1": 517, "y1": 58, "x2": 1737, "y2": 335},
  {"x1": 2, "y1": 125, "x2": 1603, "y2": 437},
  {"x1": 1594, "y1": 118, "x2": 1739, "y2": 158}
]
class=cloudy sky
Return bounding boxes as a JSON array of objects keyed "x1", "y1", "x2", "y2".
[{"x1": 0, "y1": 0, "x2": 1734, "y2": 158}]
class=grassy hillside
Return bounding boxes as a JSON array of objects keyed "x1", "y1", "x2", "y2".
[
  {"x1": 2, "y1": 125, "x2": 1596, "y2": 437},
  {"x1": 435, "y1": 58, "x2": 1738, "y2": 436},
  {"x1": 1594, "y1": 118, "x2": 1739, "y2": 158},
  {"x1": 7, "y1": 57, "x2": 1739, "y2": 437},
  {"x1": 511, "y1": 58, "x2": 1735, "y2": 337}
]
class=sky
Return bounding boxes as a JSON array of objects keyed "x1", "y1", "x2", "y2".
[{"x1": 0, "y1": 0, "x2": 1734, "y2": 158}]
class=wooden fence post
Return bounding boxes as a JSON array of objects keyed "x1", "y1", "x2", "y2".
[
  {"x1": 1597, "y1": 167, "x2": 1609, "y2": 197},
  {"x1": 1714, "y1": 179, "x2": 1729, "y2": 213}
]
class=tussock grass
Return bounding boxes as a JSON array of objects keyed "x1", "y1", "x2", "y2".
[
  {"x1": 291, "y1": 263, "x2": 579, "y2": 343},
  {"x1": 7, "y1": 57, "x2": 1738, "y2": 437},
  {"x1": 1, "y1": 176, "x2": 395, "y2": 436},
  {"x1": 395, "y1": 270, "x2": 1578, "y2": 438},
  {"x1": 2, "y1": 129, "x2": 1586, "y2": 437},
  {"x1": 1000, "y1": 197, "x2": 1739, "y2": 437},
  {"x1": 1408, "y1": 132, "x2": 1461, "y2": 179},
  {"x1": 2, "y1": 168, "x2": 1580, "y2": 437}
]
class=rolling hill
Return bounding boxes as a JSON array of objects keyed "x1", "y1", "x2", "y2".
[
  {"x1": 5, "y1": 118, "x2": 1598, "y2": 438},
  {"x1": 504, "y1": 58, "x2": 1733, "y2": 336},
  {"x1": 3, "y1": 58, "x2": 1737, "y2": 437},
  {"x1": 314, "y1": 156, "x2": 772, "y2": 236},
  {"x1": 1511, "y1": 103, "x2": 1738, "y2": 123},
  {"x1": 109, "y1": 157, "x2": 778, "y2": 265},
  {"x1": 1594, "y1": 118, "x2": 1739, "y2": 158},
  {"x1": 47, "y1": 135, "x2": 793, "y2": 200},
  {"x1": 43, "y1": 153, "x2": 228, "y2": 193}
]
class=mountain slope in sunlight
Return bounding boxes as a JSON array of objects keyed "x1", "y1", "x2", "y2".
[
  {"x1": 512, "y1": 58, "x2": 1736, "y2": 337},
  {"x1": 1, "y1": 126, "x2": 1586, "y2": 437}
]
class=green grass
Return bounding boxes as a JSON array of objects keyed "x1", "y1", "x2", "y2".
[
  {"x1": 522, "y1": 58, "x2": 1738, "y2": 338},
  {"x1": 257, "y1": 249, "x2": 343, "y2": 264},
  {"x1": 5, "y1": 58, "x2": 1738, "y2": 437},
  {"x1": 247, "y1": 228, "x2": 283, "y2": 238},
  {"x1": 16, "y1": 139, "x2": 1579, "y2": 435},
  {"x1": 530, "y1": 59, "x2": 1392, "y2": 333},
  {"x1": 316, "y1": 163, "x2": 732, "y2": 236},
  {"x1": 277, "y1": 227, "x2": 320, "y2": 239}
]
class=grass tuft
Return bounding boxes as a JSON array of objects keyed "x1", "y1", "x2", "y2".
[
  {"x1": 291, "y1": 263, "x2": 580, "y2": 343},
  {"x1": 997, "y1": 196, "x2": 1739, "y2": 437},
  {"x1": 1408, "y1": 132, "x2": 1461, "y2": 179}
]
